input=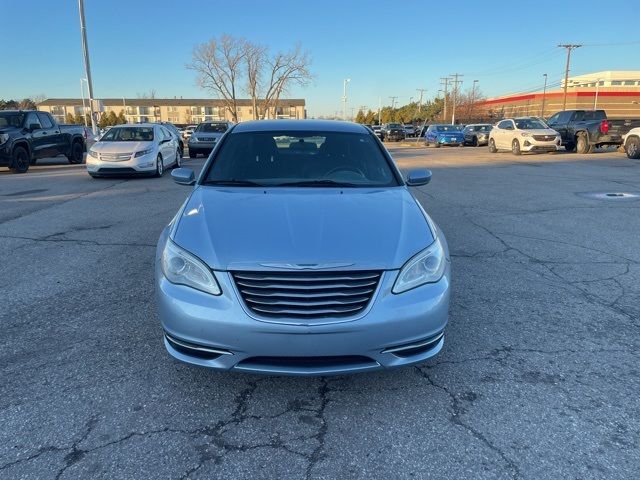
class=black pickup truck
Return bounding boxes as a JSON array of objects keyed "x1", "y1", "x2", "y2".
[
  {"x1": 546, "y1": 109, "x2": 640, "y2": 154},
  {"x1": 0, "y1": 110, "x2": 87, "y2": 173}
]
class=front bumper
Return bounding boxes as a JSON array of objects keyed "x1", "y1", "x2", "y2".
[
  {"x1": 521, "y1": 138, "x2": 561, "y2": 152},
  {"x1": 438, "y1": 137, "x2": 464, "y2": 145},
  {"x1": 385, "y1": 132, "x2": 406, "y2": 141},
  {"x1": 86, "y1": 152, "x2": 157, "y2": 176},
  {"x1": 188, "y1": 141, "x2": 216, "y2": 154},
  {"x1": 155, "y1": 237, "x2": 451, "y2": 376}
]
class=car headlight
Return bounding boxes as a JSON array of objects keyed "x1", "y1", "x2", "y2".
[
  {"x1": 134, "y1": 148, "x2": 153, "y2": 158},
  {"x1": 392, "y1": 237, "x2": 446, "y2": 294},
  {"x1": 520, "y1": 132, "x2": 532, "y2": 137},
  {"x1": 88, "y1": 149, "x2": 98, "y2": 158},
  {"x1": 0, "y1": 133, "x2": 9, "y2": 144},
  {"x1": 161, "y1": 239, "x2": 221, "y2": 295}
]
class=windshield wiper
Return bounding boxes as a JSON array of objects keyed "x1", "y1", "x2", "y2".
[
  {"x1": 274, "y1": 179, "x2": 359, "y2": 187},
  {"x1": 203, "y1": 179, "x2": 266, "y2": 187}
]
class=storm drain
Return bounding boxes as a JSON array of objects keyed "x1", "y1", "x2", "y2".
[{"x1": 576, "y1": 192, "x2": 640, "y2": 201}]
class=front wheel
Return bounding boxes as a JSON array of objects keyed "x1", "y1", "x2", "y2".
[
  {"x1": 512, "y1": 139, "x2": 521, "y2": 155},
  {"x1": 189, "y1": 150, "x2": 197, "y2": 159},
  {"x1": 626, "y1": 137, "x2": 640, "y2": 159},
  {"x1": 173, "y1": 149, "x2": 182, "y2": 168},
  {"x1": 488, "y1": 138, "x2": 497, "y2": 153},
  {"x1": 155, "y1": 154, "x2": 164, "y2": 177},
  {"x1": 10, "y1": 146, "x2": 30, "y2": 173},
  {"x1": 472, "y1": 136, "x2": 479, "y2": 147},
  {"x1": 435, "y1": 142, "x2": 441, "y2": 148}
]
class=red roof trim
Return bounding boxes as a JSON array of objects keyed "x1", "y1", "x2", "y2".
[{"x1": 480, "y1": 90, "x2": 640, "y2": 106}]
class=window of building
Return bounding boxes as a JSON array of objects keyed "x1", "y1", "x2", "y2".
[
  {"x1": 611, "y1": 81, "x2": 622, "y2": 86},
  {"x1": 624, "y1": 80, "x2": 635, "y2": 86},
  {"x1": 139, "y1": 106, "x2": 149, "y2": 115},
  {"x1": 51, "y1": 106, "x2": 64, "y2": 115}
]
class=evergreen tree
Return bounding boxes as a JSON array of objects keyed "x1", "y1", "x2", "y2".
[{"x1": 65, "y1": 113, "x2": 76, "y2": 124}]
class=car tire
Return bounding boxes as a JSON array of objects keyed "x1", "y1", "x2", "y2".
[
  {"x1": 66, "y1": 140, "x2": 85, "y2": 164},
  {"x1": 173, "y1": 148, "x2": 182, "y2": 168},
  {"x1": 189, "y1": 150, "x2": 197, "y2": 159},
  {"x1": 489, "y1": 138, "x2": 498, "y2": 153},
  {"x1": 512, "y1": 139, "x2": 521, "y2": 155},
  {"x1": 564, "y1": 142, "x2": 575, "y2": 152},
  {"x1": 435, "y1": 142, "x2": 441, "y2": 148},
  {"x1": 472, "y1": 136, "x2": 479, "y2": 147},
  {"x1": 576, "y1": 133, "x2": 594, "y2": 154},
  {"x1": 9, "y1": 146, "x2": 30, "y2": 174},
  {"x1": 626, "y1": 136, "x2": 640, "y2": 159},
  {"x1": 155, "y1": 154, "x2": 164, "y2": 177}
]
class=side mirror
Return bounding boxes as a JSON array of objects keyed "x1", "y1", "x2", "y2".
[
  {"x1": 171, "y1": 168, "x2": 196, "y2": 186},
  {"x1": 406, "y1": 168, "x2": 432, "y2": 187},
  {"x1": 29, "y1": 123, "x2": 40, "y2": 131}
]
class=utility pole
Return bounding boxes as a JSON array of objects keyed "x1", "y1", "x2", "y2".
[
  {"x1": 594, "y1": 78, "x2": 602, "y2": 110},
  {"x1": 342, "y1": 78, "x2": 351, "y2": 121},
  {"x1": 439, "y1": 77, "x2": 449, "y2": 122},
  {"x1": 558, "y1": 44, "x2": 582, "y2": 111},
  {"x1": 540, "y1": 73, "x2": 548, "y2": 118},
  {"x1": 378, "y1": 97, "x2": 382, "y2": 125},
  {"x1": 471, "y1": 79, "x2": 478, "y2": 120},
  {"x1": 449, "y1": 73, "x2": 463, "y2": 125},
  {"x1": 77, "y1": 0, "x2": 98, "y2": 136},
  {"x1": 389, "y1": 96, "x2": 398, "y2": 110}
]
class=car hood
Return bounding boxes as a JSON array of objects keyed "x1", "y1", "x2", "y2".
[
  {"x1": 0, "y1": 127, "x2": 19, "y2": 135},
  {"x1": 172, "y1": 186, "x2": 434, "y2": 271},
  {"x1": 91, "y1": 141, "x2": 154, "y2": 152},
  {"x1": 524, "y1": 128, "x2": 558, "y2": 136},
  {"x1": 437, "y1": 131, "x2": 463, "y2": 136}
]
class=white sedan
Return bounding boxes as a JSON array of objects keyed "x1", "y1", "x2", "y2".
[
  {"x1": 489, "y1": 117, "x2": 561, "y2": 155},
  {"x1": 622, "y1": 127, "x2": 640, "y2": 159},
  {"x1": 87, "y1": 124, "x2": 180, "y2": 178}
]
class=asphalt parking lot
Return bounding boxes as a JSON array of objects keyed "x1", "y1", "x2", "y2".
[{"x1": 1, "y1": 145, "x2": 639, "y2": 479}]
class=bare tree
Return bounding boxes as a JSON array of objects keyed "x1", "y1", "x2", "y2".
[
  {"x1": 257, "y1": 45, "x2": 313, "y2": 119},
  {"x1": 188, "y1": 35, "x2": 313, "y2": 122},
  {"x1": 137, "y1": 89, "x2": 157, "y2": 99},
  {"x1": 187, "y1": 35, "x2": 246, "y2": 122}
]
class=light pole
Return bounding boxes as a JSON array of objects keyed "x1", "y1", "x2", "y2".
[
  {"x1": 541, "y1": 73, "x2": 548, "y2": 118},
  {"x1": 80, "y1": 78, "x2": 88, "y2": 127},
  {"x1": 593, "y1": 78, "x2": 602, "y2": 110},
  {"x1": 342, "y1": 78, "x2": 351, "y2": 121},
  {"x1": 77, "y1": 0, "x2": 98, "y2": 136}
]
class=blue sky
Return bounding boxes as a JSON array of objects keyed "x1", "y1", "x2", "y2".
[{"x1": 2, "y1": 0, "x2": 639, "y2": 115}]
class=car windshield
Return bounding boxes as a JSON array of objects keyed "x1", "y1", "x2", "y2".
[
  {"x1": 475, "y1": 125, "x2": 492, "y2": 132},
  {"x1": 100, "y1": 127, "x2": 154, "y2": 141},
  {"x1": 515, "y1": 119, "x2": 548, "y2": 130},
  {"x1": 436, "y1": 125, "x2": 462, "y2": 132},
  {"x1": 196, "y1": 123, "x2": 228, "y2": 133},
  {"x1": 387, "y1": 123, "x2": 402, "y2": 129},
  {"x1": 0, "y1": 112, "x2": 24, "y2": 128},
  {"x1": 204, "y1": 130, "x2": 398, "y2": 188}
]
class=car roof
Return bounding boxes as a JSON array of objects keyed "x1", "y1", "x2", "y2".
[
  {"x1": 111, "y1": 123, "x2": 157, "y2": 128},
  {"x1": 233, "y1": 120, "x2": 369, "y2": 134}
]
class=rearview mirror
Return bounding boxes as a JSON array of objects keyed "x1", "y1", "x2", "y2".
[
  {"x1": 171, "y1": 168, "x2": 195, "y2": 186},
  {"x1": 406, "y1": 168, "x2": 432, "y2": 187}
]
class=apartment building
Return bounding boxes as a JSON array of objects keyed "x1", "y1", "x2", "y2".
[{"x1": 38, "y1": 98, "x2": 306, "y2": 125}]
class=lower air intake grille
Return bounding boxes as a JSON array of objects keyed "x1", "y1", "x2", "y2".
[{"x1": 232, "y1": 270, "x2": 381, "y2": 319}]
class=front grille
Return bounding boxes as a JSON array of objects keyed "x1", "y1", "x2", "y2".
[
  {"x1": 96, "y1": 167, "x2": 137, "y2": 174},
  {"x1": 100, "y1": 152, "x2": 132, "y2": 161},
  {"x1": 533, "y1": 135, "x2": 556, "y2": 142},
  {"x1": 232, "y1": 270, "x2": 381, "y2": 319}
]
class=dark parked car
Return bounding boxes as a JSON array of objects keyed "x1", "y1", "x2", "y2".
[
  {"x1": 462, "y1": 124, "x2": 493, "y2": 146},
  {"x1": 424, "y1": 124, "x2": 465, "y2": 147},
  {"x1": 0, "y1": 110, "x2": 87, "y2": 173},
  {"x1": 382, "y1": 123, "x2": 406, "y2": 142},
  {"x1": 546, "y1": 109, "x2": 640, "y2": 154},
  {"x1": 188, "y1": 121, "x2": 233, "y2": 158}
]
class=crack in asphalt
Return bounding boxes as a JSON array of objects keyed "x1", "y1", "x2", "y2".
[
  {"x1": 0, "y1": 233, "x2": 155, "y2": 248},
  {"x1": 414, "y1": 365, "x2": 522, "y2": 479}
]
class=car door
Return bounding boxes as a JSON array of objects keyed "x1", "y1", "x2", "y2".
[
  {"x1": 548, "y1": 111, "x2": 573, "y2": 144},
  {"x1": 24, "y1": 112, "x2": 46, "y2": 159},
  {"x1": 494, "y1": 121, "x2": 508, "y2": 148},
  {"x1": 159, "y1": 127, "x2": 174, "y2": 165},
  {"x1": 37, "y1": 112, "x2": 61, "y2": 157},
  {"x1": 503, "y1": 120, "x2": 516, "y2": 148}
]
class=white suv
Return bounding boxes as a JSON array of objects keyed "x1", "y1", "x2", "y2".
[{"x1": 489, "y1": 117, "x2": 561, "y2": 155}]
